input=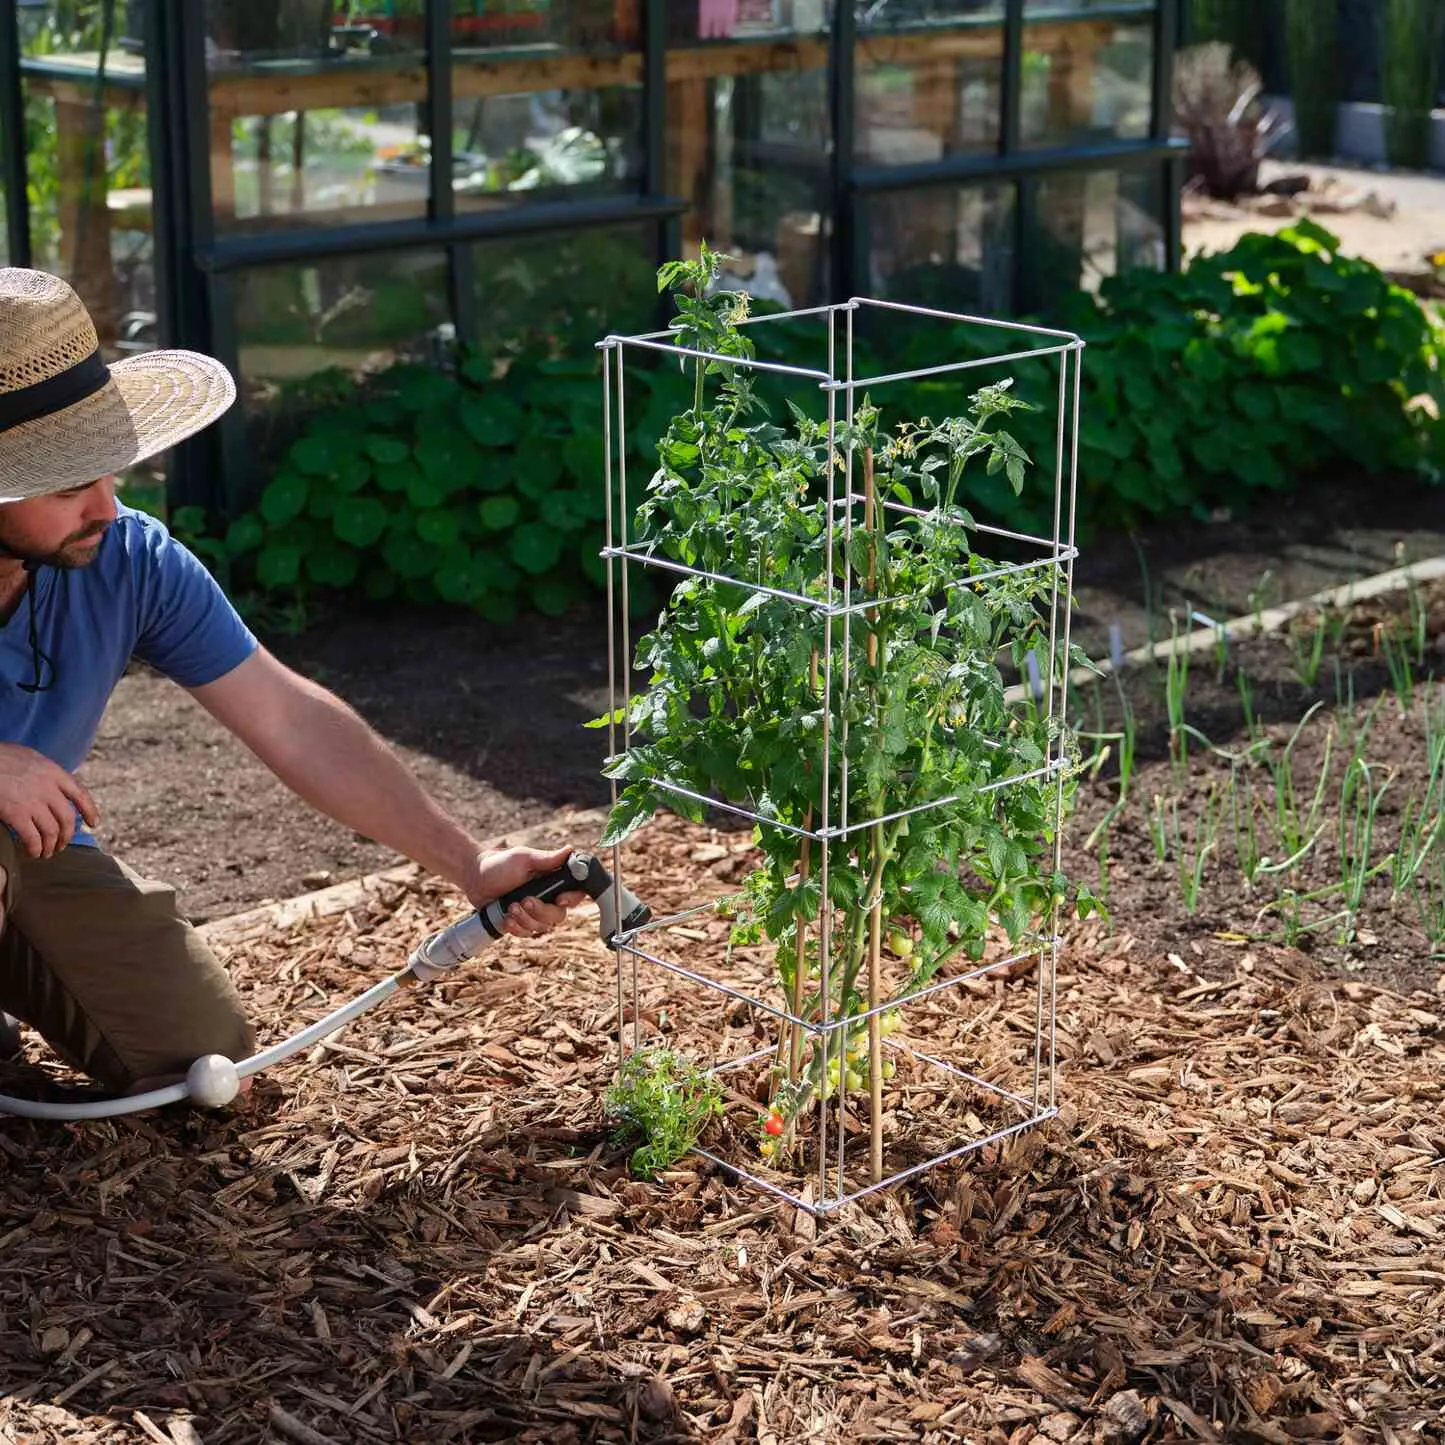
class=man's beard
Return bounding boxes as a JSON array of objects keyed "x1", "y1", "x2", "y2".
[{"x1": 0, "y1": 521, "x2": 109, "y2": 569}]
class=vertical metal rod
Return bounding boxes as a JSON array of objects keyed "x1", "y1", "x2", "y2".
[
  {"x1": 1151, "y1": 0, "x2": 1179, "y2": 148},
  {"x1": 616, "y1": 341, "x2": 641, "y2": 1054},
  {"x1": 1153, "y1": 2, "x2": 1183, "y2": 274},
  {"x1": 642, "y1": 0, "x2": 666, "y2": 201},
  {"x1": 178, "y1": 6, "x2": 215, "y2": 252},
  {"x1": 838, "y1": 307, "x2": 853, "y2": 839},
  {"x1": 144, "y1": 0, "x2": 181, "y2": 341},
  {"x1": 209, "y1": 270, "x2": 251, "y2": 516},
  {"x1": 602, "y1": 342, "x2": 625, "y2": 1064},
  {"x1": 1033, "y1": 346, "x2": 1070, "y2": 1112},
  {"x1": 179, "y1": 2, "x2": 231, "y2": 511},
  {"x1": 836, "y1": 301, "x2": 861, "y2": 1199},
  {"x1": 1051, "y1": 343, "x2": 1084, "y2": 1108},
  {"x1": 1163, "y1": 154, "x2": 1184, "y2": 274},
  {"x1": 143, "y1": 0, "x2": 208, "y2": 509},
  {"x1": 0, "y1": 0, "x2": 31, "y2": 266},
  {"x1": 1013, "y1": 178, "x2": 1037, "y2": 317},
  {"x1": 817, "y1": 336, "x2": 838, "y2": 1207},
  {"x1": 424, "y1": 0, "x2": 471, "y2": 347},
  {"x1": 426, "y1": 0, "x2": 455, "y2": 226}
]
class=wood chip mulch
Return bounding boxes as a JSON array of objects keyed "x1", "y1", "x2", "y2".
[{"x1": 0, "y1": 813, "x2": 1440, "y2": 1445}]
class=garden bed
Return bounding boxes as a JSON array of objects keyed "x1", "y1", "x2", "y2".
[
  {"x1": 1070, "y1": 574, "x2": 1445, "y2": 997},
  {"x1": 0, "y1": 810, "x2": 1439, "y2": 1443}
]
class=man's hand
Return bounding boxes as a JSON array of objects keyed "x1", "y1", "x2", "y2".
[
  {"x1": 0, "y1": 743, "x2": 99, "y2": 859},
  {"x1": 465, "y1": 844, "x2": 590, "y2": 939}
]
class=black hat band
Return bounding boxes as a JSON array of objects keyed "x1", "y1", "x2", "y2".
[{"x1": 0, "y1": 349, "x2": 110, "y2": 436}]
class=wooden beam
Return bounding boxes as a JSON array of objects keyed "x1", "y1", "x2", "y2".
[{"x1": 24, "y1": 20, "x2": 1116, "y2": 117}]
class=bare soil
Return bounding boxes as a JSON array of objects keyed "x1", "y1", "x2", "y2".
[
  {"x1": 1067, "y1": 577, "x2": 1445, "y2": 998},
  {"x1": 81, "y1": 608, "x2": 615, "y2": 921},
  {"x1": 82, "y1": 475, "x2": 1445, "y2": 928}
]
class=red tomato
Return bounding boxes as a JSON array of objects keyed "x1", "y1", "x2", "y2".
[{"x1": 763, "y1": 1114, "x2": 784, "y2": 1136}]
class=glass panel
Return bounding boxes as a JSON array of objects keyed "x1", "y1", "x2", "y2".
[
  {"x1": 1027, "y1": 165, "x2": 1163, "y2": 311},
  {"x1": 857, "y1": 0, "x2": 1006, "y2": 164},
  {"x1": 863, "y1": 182, "x2": 1016, "y2": 315},
  {"x1": 858, "y1": 54, "x2": 1003, "y2": 163},
  {"x1": 233, "y1": 249, "x2": 450, "y2": 464},
  {"x1": 451, "y1": 2, "x2": 644, "y2": 213},
  {"x1": 1020, "y1": 19, "x2": 1153, "y2": 149},
  {"x1": 205, "y1": 0, "x2": 427, "y2": 233},
  {"x1": 668, "y1": 6, "x2": 833, "y2": 308},
  {"x1": 18, "y1": 3, "x2": 152, "y2": 350},
  {"x1": 470, "y1": 221, "x2": 659, "y2": 359}
]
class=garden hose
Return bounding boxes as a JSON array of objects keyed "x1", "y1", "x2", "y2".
[{"x1": 0, "y1": 851, "x2": 650, "y2": 1122}]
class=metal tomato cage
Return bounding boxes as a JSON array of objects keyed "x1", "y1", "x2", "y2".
[{"x1": 597, "y1": 295, "x2": 1083, "y2": 1214}]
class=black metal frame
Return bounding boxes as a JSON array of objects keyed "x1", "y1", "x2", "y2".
[
  {"x1": 3, "y1": 0, "x2": 1186, "y2": 510},
  {"x1": 0, "y1": 0, "x2": 30, "y2": 266}
]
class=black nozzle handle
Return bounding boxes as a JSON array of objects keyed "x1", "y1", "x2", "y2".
[
  {"x1": 490, "y1": 850, "x2": 651, "y2": 945},
  {"x1": 408, "y1": 852, "x2": 652, "y2": 981}
]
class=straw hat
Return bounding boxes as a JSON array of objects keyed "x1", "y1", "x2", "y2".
[{"x1": 0, "y1": 268, "x2": 236, "y2": 502}]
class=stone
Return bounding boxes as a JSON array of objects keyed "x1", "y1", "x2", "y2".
[
  {"x1": 1094, "y1": 1389, "x2": 1152, "y2": 1443},
  {"x1": 665, "y1": 1296, "x2": 707, "y2": 1334}
]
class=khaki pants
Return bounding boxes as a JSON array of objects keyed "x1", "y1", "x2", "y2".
[{"x1": 0, "y1": 831, "x2": 253, "y2": 1090}]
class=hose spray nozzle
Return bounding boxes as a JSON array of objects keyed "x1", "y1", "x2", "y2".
[{"x1": 408, "y1": 851, "x2": 652, "y2": 980}]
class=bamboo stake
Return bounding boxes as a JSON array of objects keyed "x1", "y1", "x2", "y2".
[
  {"x1": 787, "y1": 827, "x2": 812, "y2": 1084},
  {"x1": 772, "y1": 649, "x2": 820, "y2": 1107},
  {"x1": 864, "y1": 447, "x2": 885, "y2": 1184},
  {"x1": 790, "y1": 648, "x2": 820, "y2": 1083}
]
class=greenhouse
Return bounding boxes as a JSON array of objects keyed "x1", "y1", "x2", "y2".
[{"x1": 0, "y1": 0, "x2": 1183, "y2": 509}]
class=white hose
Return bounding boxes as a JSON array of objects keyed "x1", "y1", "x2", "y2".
[
  {"x1": 0, "y1": 852, "x2": 633, "y2": 1123},
  {"x1": 0, "y1": 1079, "x2": 192, "y2": 1121},
  {"x1": 0, "y1": 910, "x2": 485, "y2": 1121}
]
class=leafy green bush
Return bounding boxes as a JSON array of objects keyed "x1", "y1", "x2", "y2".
[
  {"x1": 1051, "y1": 219, "x2": 1444, "y2": 526},
  {"x1": 865, "y1": 219, "x2": 1445, "y2": 536},
  {"x1": 211, "y1": 340, "x2": 692, "y2": 623},
  {"x1": 206, "y1": 222, "x2": 1443, "y2": 626}
]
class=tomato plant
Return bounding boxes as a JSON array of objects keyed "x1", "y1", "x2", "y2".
[{"x1": 596, "y1": 248, "x2": 1103, "y2": 1181}]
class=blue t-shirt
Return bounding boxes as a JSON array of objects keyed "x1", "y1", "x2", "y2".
[{"x1": 0, "y1": 504, "x2": 258, "y2": 847}]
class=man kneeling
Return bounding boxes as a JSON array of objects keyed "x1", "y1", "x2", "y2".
[{"x1": 0, "y1": 268, "x2": 580, "y2": 1097}]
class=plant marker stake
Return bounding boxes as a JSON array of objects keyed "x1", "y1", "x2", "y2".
[
  {"x1": 1026, "y1": 650, "x2": 1044, "y2": 701},
  {"x1": 1108, "y1": 622, "x2": 1124, "y2": 672},
  {"x1": 0, "y1": 853, "x2": 648, "y2": 1122}
]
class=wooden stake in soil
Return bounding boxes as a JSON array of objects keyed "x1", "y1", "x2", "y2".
[{"x1": 864, "y1": 447, "x2": 885, "y2": 1185}]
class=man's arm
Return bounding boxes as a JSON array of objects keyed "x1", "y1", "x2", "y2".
[{"x1": 188, "y1": 648, "x2": 580, "y2": 933}]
